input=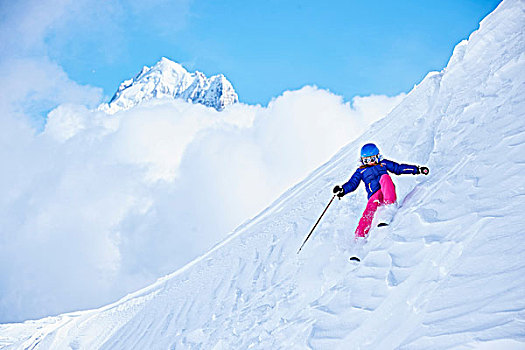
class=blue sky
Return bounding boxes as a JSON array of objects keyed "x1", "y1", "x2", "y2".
[{"x1": 46, "y1": 0, "x2": 501, "y2": 105}]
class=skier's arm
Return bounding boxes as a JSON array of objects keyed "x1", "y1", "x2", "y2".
[
  {"x1": 341, "y1": 170, "x2": 362, "y2": 196},
  {"x1": 383, "y1": 159, "x2": 420, "y2": 175}
]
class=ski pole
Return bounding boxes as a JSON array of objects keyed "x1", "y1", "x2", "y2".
[{"x1": 297, "y1": 194, "x2": 336, "y2": 254}]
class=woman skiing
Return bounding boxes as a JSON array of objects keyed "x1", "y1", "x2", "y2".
[{"x1": 333, "y1": 143, "x2": 429, "y2": 239}]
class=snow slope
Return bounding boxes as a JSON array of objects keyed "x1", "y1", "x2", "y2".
[
  {"x1": 100, "y1": 57, "x2": 239, "y2": 113},
  {"x1": 1, "y1": 0, "x2": 524, "y2": 349}
]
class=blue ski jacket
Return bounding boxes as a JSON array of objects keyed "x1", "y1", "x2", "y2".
[{"x1": 342, "y1": 159, "x2": 419, "y2": 199}]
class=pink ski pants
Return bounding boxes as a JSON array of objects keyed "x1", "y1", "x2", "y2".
[{"x1": 355, "y1": 174, "x2": 397, "y2": 238}]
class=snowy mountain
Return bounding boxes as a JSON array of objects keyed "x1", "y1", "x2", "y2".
[
  {"x1": 1, "y1": 0, "x2": 525, "y2": 349},
  {"x1": 100, "y1": 57, "x2": 239, "y2": 113}
]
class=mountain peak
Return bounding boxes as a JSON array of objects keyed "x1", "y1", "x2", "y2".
[
  {"x1": 101, "y1": 58, "x2": 239, "y2": 113},
  {"x1": 154, "y1": 57, "x2": 186, "y2": 74}
]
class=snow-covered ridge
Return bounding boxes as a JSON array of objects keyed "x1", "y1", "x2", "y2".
[
  {"x1": 1, "y1": 0, "x2": 525, "y2": 349},
  {"x1": 100, "y1": 57, "x2": 239, "y2": 113}
]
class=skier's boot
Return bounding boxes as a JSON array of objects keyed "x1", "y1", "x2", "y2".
[{"x1": 374, "y1": 203, "x2": 398, "y2": 227}]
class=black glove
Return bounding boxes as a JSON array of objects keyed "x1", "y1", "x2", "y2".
[
  {"x1": 418, "y1": 166, "x2": 429, "y2": 175},
  {"x1": 333, "y1": 185, "x2": 345, "y2": 198}
]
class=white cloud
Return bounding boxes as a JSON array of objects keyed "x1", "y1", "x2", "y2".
[
  {"x1": 0, "y1": 58, "x2": 102, "y2": 114},
  {"x1": 0, "y1": 84, "x2": 405, "y2": 322}
]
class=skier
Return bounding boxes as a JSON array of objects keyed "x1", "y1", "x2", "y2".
[{"x1": 333, "y1": 143, "x2": 429, "y2": 239}]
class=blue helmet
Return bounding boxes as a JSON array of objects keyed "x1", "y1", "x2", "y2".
[{"x1": 360, "y1": 143, "x2": 380, "y2": 158}]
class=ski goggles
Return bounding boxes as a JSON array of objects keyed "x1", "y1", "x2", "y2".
[{"x1": 361, "y1": 155, "x2": 379, "y2": 165}]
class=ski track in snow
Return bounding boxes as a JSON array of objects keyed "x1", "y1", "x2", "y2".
[{"x1": 1, "y1": 0, "x2": 525, "y2": 349}]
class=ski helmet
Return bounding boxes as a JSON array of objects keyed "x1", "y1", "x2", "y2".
[{"x1": 360, "y1": 143, "x2": 380, "y2": 158}]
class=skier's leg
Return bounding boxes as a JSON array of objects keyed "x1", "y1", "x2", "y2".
[
  {"x1": 355, "y1": 190, "x2": 382, "y2": 238},
  {"x1": 379, "y1": 174, "x2": 397, "y2": 204}
]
